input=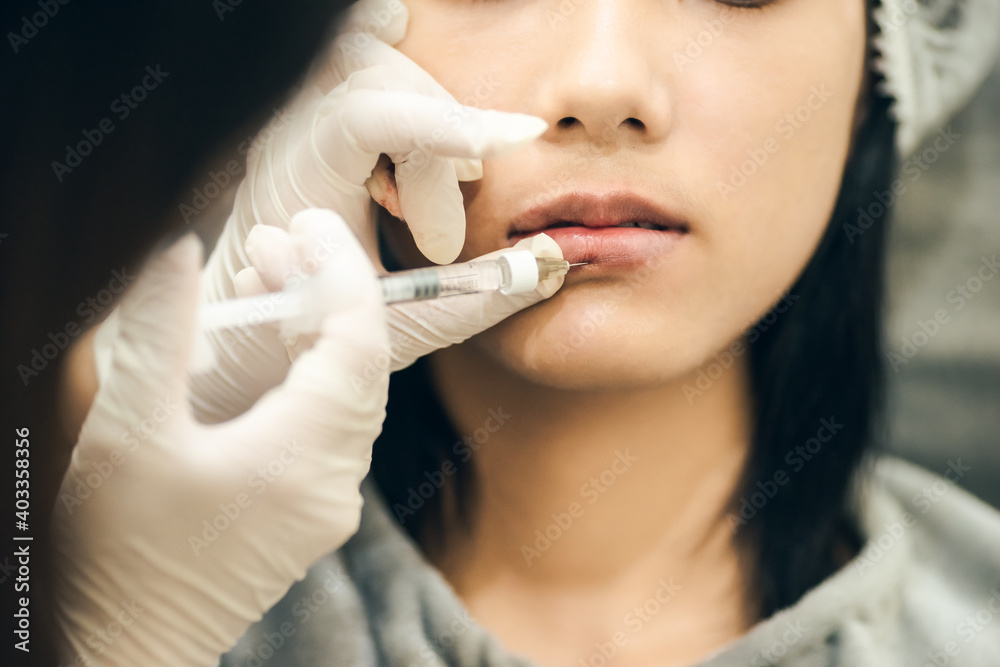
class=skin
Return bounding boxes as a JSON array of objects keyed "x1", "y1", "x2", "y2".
[{"x1": 380, "y1": 1, "x2": 868, "y2": 665}]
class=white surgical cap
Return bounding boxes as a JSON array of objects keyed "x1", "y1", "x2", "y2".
[{"x1": 872, "y1": 0, "x2": 1000, "y2": 157}]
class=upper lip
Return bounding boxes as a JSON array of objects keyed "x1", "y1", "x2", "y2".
[{"x1": 508, "y1": 191, "x2": 690, "y2": 238}]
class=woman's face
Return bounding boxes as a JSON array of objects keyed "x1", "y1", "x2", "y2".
[{"x1": 383, "y1": 0, "x2": 868, "y2": 390}]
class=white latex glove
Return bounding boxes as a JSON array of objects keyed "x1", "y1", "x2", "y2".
[
  {"x1": 232, "y1": 214, "x2": 565, "y2": 384},
  {"x1": 188, "y1": 0, "x2": 555, "y2": 423},
  {"x1": 52, "y1": 211, "x2": 390, "y2": 666}
]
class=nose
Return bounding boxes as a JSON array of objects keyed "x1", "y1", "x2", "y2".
[{"x1": 536, "y1": 0, "x2": 672, "y2": 147}]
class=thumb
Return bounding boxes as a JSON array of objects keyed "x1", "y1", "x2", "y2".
[
  {"x1": 386, "y1": 233, "x2": 566, "y2": 372},
  {"x1": 89, "y1": 234, "x2": 203, "y2": 428},
  {"x1": 235, "y1": 210, "x2": 390, "y2": 456}
]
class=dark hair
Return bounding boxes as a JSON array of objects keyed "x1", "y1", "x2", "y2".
[
  {"x1": 372, "y1": 1, "x2": 898, "y2": 620},
  {"x1": 736, "y1": 37, "x2": 897, "y2": 619},
  {"x1": 0, "y1": 3, "x2": 350, "y2": 664}
]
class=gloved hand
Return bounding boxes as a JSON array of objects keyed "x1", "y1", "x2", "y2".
[
  {"x1": 188, "y1": 0, "x2": 555, "y2": 423},
  {"x1": 52, "y1": 211, "x2": 390, "y2": 666},
  {"x1": 232, "y1": 212, "x2": 565, "y2": 381}
]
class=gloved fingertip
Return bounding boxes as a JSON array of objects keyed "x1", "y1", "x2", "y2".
[
  {"x1": 246, "y1": 226, "x2": 297, "y2": 291},
  {"x1": 511, "y1": 232, "x2": 565, "y2": 298},
  {"x1": 497, "y1": 113, "x2": 549, "y2": 143},
  {"x1": 233, "y1": 268, "x2": 268, "y2": 299},
  {"x1": 278, "y1": 209, "x2": 383, "y2": 337},
  {"x1": 395, "y1": 161, "x2": 466, "y2": 265},
  {"x1": 288, "y1": 210, "x2": 364, "y2": 266},
  {"x1": 378, "y1": 2, "x2": 409, "y2": 45},
  {"x1": 415, "y1": 231, "x2": 463, "y2": 265},
  {"x1": 536, "y1": 275, "x2": 565, "y2": 299},
  {"x1": 244, "y1": 224, "x2": 262, "y2": 255},
  {"x1": 471, "y1": 112, "x2": 549, "y2": 159},
  {"x1": 292, "y1": 209, "x2": 372, "y2": 277},
  {"x1": 344, "y1": 0, "x2": 409, "y2": 46},
  {"x1": 244, "y1": 225, "x2": 293, "y2": 261},
  {"x1": 453, "y1": 158, "x2": 483, "y2": 182},
  {"x1": 510, "y1": 231, "x2": 563, "y2": 259}
]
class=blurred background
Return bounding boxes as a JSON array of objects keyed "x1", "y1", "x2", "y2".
[{"x1": 884, "y1": 59, "x2": 1000, "y2": 508}]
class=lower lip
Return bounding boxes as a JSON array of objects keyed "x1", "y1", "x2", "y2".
[{"x1": 508, "y1": 226, "x2": 686, "y2": 268}]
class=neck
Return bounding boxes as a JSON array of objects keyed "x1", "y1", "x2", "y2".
[{"x1": 424, "y1": 340, "x2": 756, "y2": 666}]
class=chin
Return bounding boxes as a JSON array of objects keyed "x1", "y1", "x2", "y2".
[{"x1": 463, "y1": 288, "x2": 707, "y2": 392}]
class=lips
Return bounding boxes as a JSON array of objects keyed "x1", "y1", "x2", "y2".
[{"x1": 507, "y1": 192, "x2": 689, "y2": 267}]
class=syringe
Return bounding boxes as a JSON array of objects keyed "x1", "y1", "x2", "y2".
[
  {"x1": 381, "y1": 251, "x2": 573, "y2": 302},
  {"x1": 199, "y1": 250, "x2": 581, "y2": 333}
]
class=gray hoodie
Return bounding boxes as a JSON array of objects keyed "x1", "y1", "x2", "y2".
[{"x1": 220, "y1": 456, "x2": 1000, "y2": 666}]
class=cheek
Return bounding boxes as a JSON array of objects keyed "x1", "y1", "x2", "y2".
[
  {"x1": 682, "y1": 4, "x2": 867, "y2": 305},
  {"x1": 394, "y1": 2, "x2": 540, "y2": 112}
]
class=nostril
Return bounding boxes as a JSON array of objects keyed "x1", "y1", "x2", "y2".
[
  {"x1": 623, "y1": 117, "x2": 645, "y2": 130},
  {"x1": 557, "y1": 117, "x2": 579, "y2": 129}
]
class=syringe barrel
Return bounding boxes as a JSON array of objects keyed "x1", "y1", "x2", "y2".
[
  {"x1": 380, "y1": 260, "x2": 504, "y2": 304},
  {"x1": 380, "y1": 269, "x2": 442, "y2": 302},
  {"x1": 378, "y1": 251, "x2": 562, "y2": 303}
]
